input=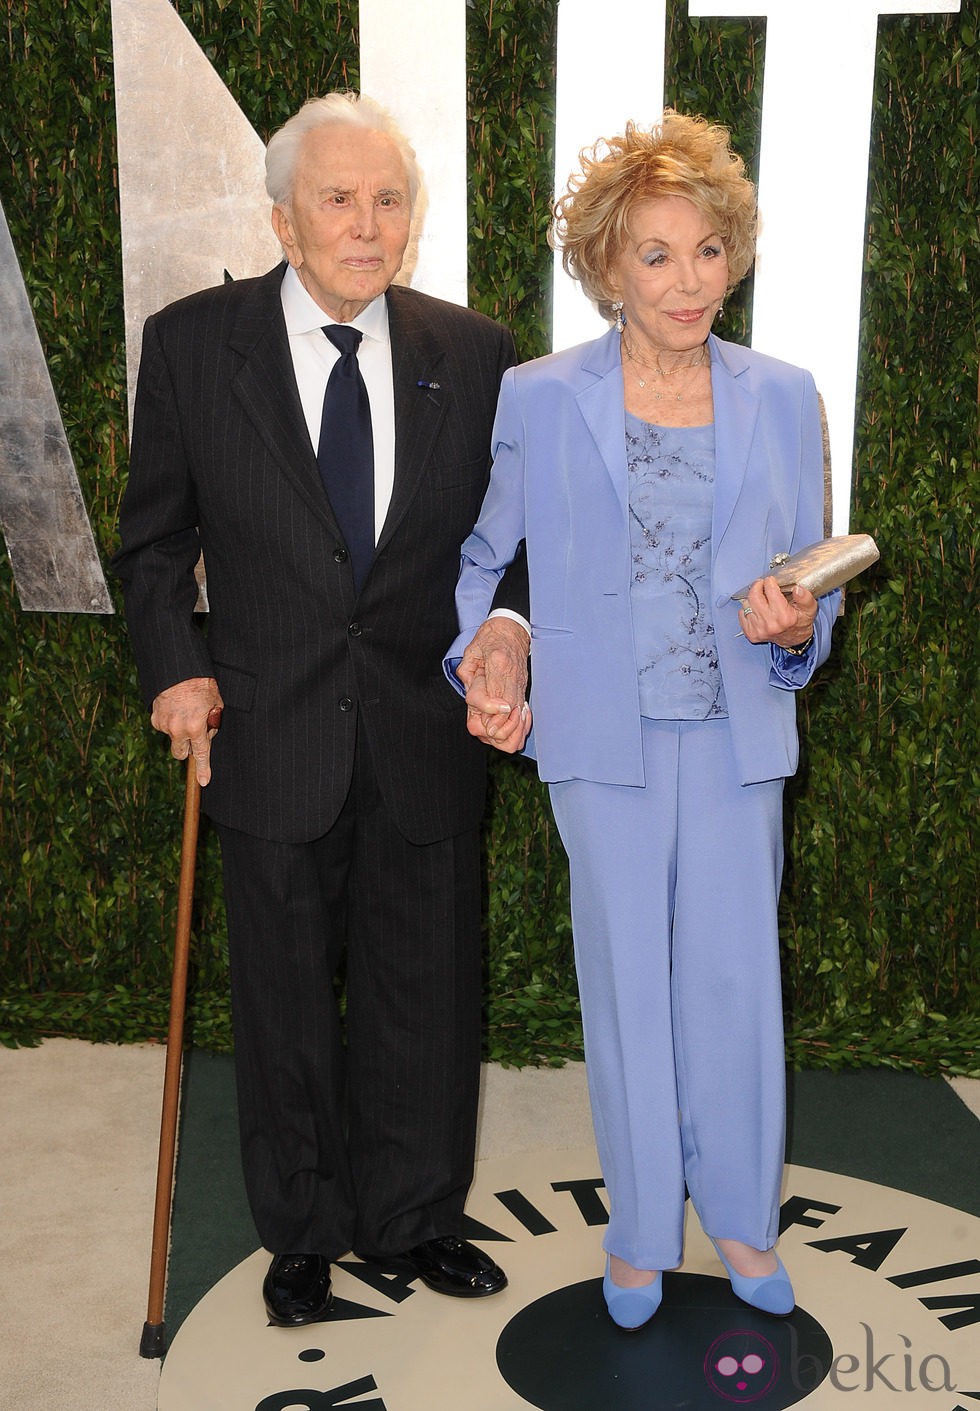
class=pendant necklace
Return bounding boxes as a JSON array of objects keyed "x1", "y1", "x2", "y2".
[{"x1": 623, "y1": 339, "x2": 707, "y2": 400}]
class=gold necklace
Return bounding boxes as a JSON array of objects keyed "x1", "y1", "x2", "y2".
[{"x1": 622, "y1": 339, "x2": 707, "y2": 398}]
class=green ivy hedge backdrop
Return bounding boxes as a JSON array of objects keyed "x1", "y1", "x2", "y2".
[{"x1": 1, "y1": 1, "x2": 977, "y2": 1073}]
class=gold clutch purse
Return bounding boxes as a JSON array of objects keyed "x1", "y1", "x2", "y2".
[{"x1": 730, "y1": 533, "x2": 879, "y2": 606}]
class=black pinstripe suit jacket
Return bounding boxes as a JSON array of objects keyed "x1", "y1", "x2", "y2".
[{"x1": 114, "y1": 264, "x2": 517, "y2": 845}]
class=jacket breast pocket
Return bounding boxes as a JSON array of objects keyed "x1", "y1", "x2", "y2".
[{"x1": 425, "y1": 453, "x2": 489, "y2": 494}]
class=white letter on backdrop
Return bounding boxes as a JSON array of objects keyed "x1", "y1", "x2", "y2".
[
  {"x1": 359, "y1": 0, "x2": 468, "y2": 306},
  {"x1": 0, "y1": 197, "x2": 112, "y2": 612},
  {"x1": 689, "y1": 0, "x2": 961, "y2": 529},
  {"x1": 110, "y1": 0, "x2": 281, "y2": 420},
  {"x1": 552, "y1": 0, "x2": 668, "y2": 351}
]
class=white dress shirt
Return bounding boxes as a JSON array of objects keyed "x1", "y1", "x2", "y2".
[
  {"x1": 280, "y1": 263, "x2": 395, "y2": 543},
  {"x1": 280, "y1": 264, "x2": 530, "y2": 643}
]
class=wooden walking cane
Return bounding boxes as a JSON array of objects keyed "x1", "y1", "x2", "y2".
[{"x1": 140, "y1": 707, "x2": 221, "y2": 1359}]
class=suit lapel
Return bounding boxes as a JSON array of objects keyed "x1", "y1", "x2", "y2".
[
  {"x1": 575, "y1": 329, "x2": 629, "y2": 512},
  {"x1": 378, "y1": 285, "x2": 448, "y2": 552},
  {"x1": 709, "y1": 334, "x2": 761, "y2": 562},
  {"x1": 227, "y1": 265, "x2": 343, "y2": 538}
]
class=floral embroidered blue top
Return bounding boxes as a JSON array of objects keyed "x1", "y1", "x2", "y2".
[{"x1": 626, "y1": 413, "x2": 728, "y2": 720}]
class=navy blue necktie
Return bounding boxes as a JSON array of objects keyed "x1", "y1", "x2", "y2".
[{"x1": 317, "y1": 325, "x2": 375, "y2": 594}]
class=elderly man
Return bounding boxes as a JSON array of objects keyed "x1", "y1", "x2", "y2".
[{"x1": 114, "y1": 93, "x2": 528, "y2": 1327}]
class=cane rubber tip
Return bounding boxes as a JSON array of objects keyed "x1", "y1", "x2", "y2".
[{"x1": 140, "y1": 1321, "x2": 167, "y2": 1359}]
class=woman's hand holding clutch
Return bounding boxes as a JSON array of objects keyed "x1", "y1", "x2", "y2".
[{"x1": 737, "y1": 579, "x2": 818, "y2": 652}]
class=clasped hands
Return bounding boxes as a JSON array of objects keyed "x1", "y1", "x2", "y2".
[
  {"x1": 738, "y1": 579, "x2": 818, "y2": 649},
  {"x1": 151, "y1": 617, "x2": 533, "y2": 782},
  {"x1": 147, "y1": 586, "x2": 809, "y2": 780},
  {"x1": 151, "y1": 676, "x2": 224, "y2": 785},
  {"x1": 457, "y1": 617, "x2": 532, "y2": 754},
  {"x1": 457, "y1": 581, "x2": 816, "y2": 757}
]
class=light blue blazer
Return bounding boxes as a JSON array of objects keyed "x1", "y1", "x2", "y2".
[{"x1": 446, "y1": 329, "x2": 839, "y2": 788}]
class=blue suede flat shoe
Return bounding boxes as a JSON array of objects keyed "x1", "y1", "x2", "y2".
[
  {"x1": 602, "y1": 1257, "x2": 663, "y2": 1330},
  {"x1": 709, "y1": 1238, "x2": 795, "y2": 1316}
]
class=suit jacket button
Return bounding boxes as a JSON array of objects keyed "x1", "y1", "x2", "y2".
[
  {"x1": 333, "y1": 547, "x2": 348, "y2": 564},
  {"x1": 339, "y1": 697, "x2": 354, "y2": 712},
  {"x1": 348, "y1": 621, "x2": 362, "y2": 637}
]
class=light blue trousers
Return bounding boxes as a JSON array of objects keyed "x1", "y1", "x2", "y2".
[{"x1": 549, "y1": 718, "x2": 787, "y2": 1271}]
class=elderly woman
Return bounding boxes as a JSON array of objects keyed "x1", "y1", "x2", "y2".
[{"x1": 447, "y1": 112, "x2": 840, "y2": 1329}]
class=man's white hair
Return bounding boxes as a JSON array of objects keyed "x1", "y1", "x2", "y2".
[{"x1": 265, "y1": 92, "x2": 421, "y2": 210}]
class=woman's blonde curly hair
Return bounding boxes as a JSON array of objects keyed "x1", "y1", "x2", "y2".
[{"x1": 552, "y1": 111, "x2": 758, "y2": 323}]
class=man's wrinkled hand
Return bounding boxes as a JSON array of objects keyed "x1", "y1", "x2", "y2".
[
  {"x1": 457, "y1": 618, "x2": 531, "y2": 754},
  {"x1": 150, "y1": 677, "x2": 224, "y2": 785}
]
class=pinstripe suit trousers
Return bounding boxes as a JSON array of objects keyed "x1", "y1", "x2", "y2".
[{"x1": 216, "y1": 727, "x2": 483, "y2": 1259}]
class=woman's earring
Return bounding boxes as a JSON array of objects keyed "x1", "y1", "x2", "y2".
[
  {"x1": 715, "y1": 303, "x2": 725, "y2": 321},
  {"x1": 612, "y1": 300, "x2": 625, "y2": 333}
]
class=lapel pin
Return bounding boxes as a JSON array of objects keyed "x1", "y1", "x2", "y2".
[{"x1": 416, "y1": 379, "x2": 441, "y2": 390}]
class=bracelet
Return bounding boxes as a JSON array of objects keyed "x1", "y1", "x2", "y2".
[{"x1": 781, "y1": 635, "x2": 813, "y2": 656}]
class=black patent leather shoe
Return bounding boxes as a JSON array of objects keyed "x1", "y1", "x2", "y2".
[
  {"x1": 375, "y1": 1235, "x2": 507, "y2": 1297},
  {"x1": 263, "y1": 1252, "x2": 334, "y2": 1326}
]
